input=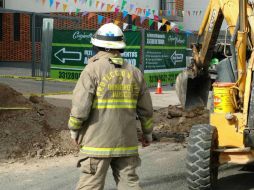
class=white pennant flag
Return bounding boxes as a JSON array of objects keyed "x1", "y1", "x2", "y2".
[
  {"x1": 69, "y1": 6, "x2": 75, "y2": 15},
  {"x1": 123, "y1": 23, "x2": 129, "y2": 31},
  {"x1": 154, "y1": 10, "x2": 159, "y2": 16},
  {"x1": 171, "y1": 22, "x2": 177, "y2": 28},
  {"x1": 157, "y1": 22, "x2": 163, "y2": 30}
]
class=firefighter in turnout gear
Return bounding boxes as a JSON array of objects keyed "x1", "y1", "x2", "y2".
[{"x1": 68, "y1": 23, "x2": 153, "y2": 190}]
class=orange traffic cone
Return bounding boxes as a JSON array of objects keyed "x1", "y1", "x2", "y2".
[{"x1": 156, "y1": 80, "x2": 162, "y2": 94}]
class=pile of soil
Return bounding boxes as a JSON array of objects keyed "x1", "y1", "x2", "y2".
[
  {"x1": 0, "y1": 83, "x2": 209, "y2": 161},
  {"x1": 0, "y1": 83, "x2": 78, "y2": 161},
  {"x1": 153, "y1": 105, "x2": 209, "y2": 143}
]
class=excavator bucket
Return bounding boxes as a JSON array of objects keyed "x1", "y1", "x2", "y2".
[{"x1": 176, "y1": 70, "x2": 211, "y2": 110}]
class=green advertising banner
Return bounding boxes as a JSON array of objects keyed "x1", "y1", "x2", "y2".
[
  {"x1": 144, "y1": 31, "x2": 187, "y2": 86},
  {"x1": 51, "y1": 30, "x2": 141, "y2": 80}
]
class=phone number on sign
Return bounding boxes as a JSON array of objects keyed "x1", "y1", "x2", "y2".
[{"x1": 59, "y1": 71, "x2": 81, "y2": 80}]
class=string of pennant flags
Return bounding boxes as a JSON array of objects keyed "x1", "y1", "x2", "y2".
[
  {"x1": 185, "y1": 10, "x2": 203, "y2": 16},
  {"x1": 35, "y1": 0, "x2": 194, "y2": 34}
]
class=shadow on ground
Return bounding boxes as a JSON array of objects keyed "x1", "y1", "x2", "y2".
[
  {"x1": 217, "y1": 172, "x2": 254, "y2": 190},
  {"x1": 140, "y1": 173, "x2": 186, "y2": 187},
  {"x1": 217, "y1": 165, "x2": 254, "y2": 190}
]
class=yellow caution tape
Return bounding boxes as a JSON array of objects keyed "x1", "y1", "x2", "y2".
[
  {"x1": 0, "y1": 107, "x2": 32, "y2": 110},
  {"x1": 27, "y1": 91, "x2": 73, "y2": 96},
  {"x1": 0, "y1": 75, "x2": 77, "y2": 83}
]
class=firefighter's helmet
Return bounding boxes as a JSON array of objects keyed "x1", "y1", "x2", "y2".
[{"x1": 91, "y1": 23, "x2": 126, "y2": 49}]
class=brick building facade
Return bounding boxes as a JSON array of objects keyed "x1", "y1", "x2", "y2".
[
  {"x1": 0, "y1": 13, "x2": 32, "y2": 62},
  {"x1": 0, "y1": 0, "x2": 184, "y2": 62},
  {"x1": 176, "y1": 0, "x2": 184, "y2": 12}
]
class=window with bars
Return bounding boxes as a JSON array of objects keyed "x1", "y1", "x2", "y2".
[
  {"x1": 0, "y1": 0, "x2": 4, "y2": 8},
  {"x1": 30, "y1": 15, "x2": 43, "y2": 42},
  {"x1": 13, "y1": 13, "x2": 20, "y2": 41},
  {"x1": 161, "y1": 0, "x2": 176, "y2": 16},
  {"x1": 166, "y1": 1, "x2": 176, "y2": 11}
]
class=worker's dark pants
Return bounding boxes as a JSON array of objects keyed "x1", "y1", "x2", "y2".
[{"x1": 76, "y1": 156, "x2": 142, "y2": 190}]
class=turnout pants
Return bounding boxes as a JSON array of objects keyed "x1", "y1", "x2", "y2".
[{"x1": 76, "y1": 156, "x2": 142, "y2": 190}]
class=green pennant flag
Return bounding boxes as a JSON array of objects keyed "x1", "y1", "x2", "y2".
[
  {"x1": 149, "y1": 19, "x2": 154, "y2": 27},
  {"x1": 89, "y1": 0, "x2": 92, "y2": 7},
  {"x1": 75, "y1": 8, "x2": 81, "y2": 15},
  {"x1": 179, "y1": 24, "x2": 184, "y2": 30},
  {"x1": 132, "y1": 25, "x2": 137, "y2": 31},
  {"x1": 121, "y1": 0, "x2": 127, "y2": 11}
]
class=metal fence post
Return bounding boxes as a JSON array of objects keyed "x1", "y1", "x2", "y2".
[
  {"x1": 32, "y1": 13, "x2": 36, "y2": 77},
  {"x1": 41, "y1": 18, "x2": 54, "y2": 97},
  {"x1": 140, "y1": 28, "x2": 145, "y2": 74}
]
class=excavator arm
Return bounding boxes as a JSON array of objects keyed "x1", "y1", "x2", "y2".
[{"x1": 176, "y1": 0, "x2": 251, "y2": 110}]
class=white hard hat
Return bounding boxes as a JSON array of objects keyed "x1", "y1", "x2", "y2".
[{"x1": 91, "y1": 23, "x2": 126, "y2": 49}]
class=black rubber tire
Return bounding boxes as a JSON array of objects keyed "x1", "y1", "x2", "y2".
[
  {"x1": 186, "y1": 124, "x2": 219, "y2": 190},
  {"x1": 248, "y1": 73, "x2": 254, "y2": 128}
]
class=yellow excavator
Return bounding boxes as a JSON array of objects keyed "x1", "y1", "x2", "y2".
[{"x1": 176, "y1": 0, "x2": 254, "y2": 189}]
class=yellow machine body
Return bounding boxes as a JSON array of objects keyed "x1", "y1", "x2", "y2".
[
  {"x1": 178, "y1": 0, "x2": 254, "y2": 165},
  {"x1": 182, "y1": 1, "x2": 254, "y2": 189},
  {"x1": 210, "y1": 113, "x2": 244, "y2": 148},
  {"x1": 210, "y1": 55, "x2": 254, "y2": 164}
]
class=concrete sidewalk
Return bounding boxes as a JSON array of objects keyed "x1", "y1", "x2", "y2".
[
  {"x1": 149, "y1": 86, "x2": 180, "y2": 110},
  {"x1": 45, "y1": 85, "x2": 180, "y2": 109}
]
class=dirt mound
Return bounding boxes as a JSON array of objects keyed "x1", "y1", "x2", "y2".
[
  {"x1": 0, "y1": 83, "x2": 78, "y2": 161},
  {"x1": 0, "y1": 83, "x2": 209, "y2": 161},
  {"x1": 153, "y1": 105, "x2": 209, "y2": 143},
  {"x1": 0, "y1": 83, "x2": 31, "y2": 107}
]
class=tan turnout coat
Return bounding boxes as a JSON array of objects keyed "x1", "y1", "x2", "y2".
[{"x1": 68, "y1": 51, "x2": 153, "y2": 157}]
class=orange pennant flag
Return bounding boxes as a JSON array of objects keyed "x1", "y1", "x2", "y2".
[
  {"x1": 166, "y1": 25, "x2": 171, "y2": 32},
  {"x1": 88, "y1": 13, "x2": 96, "y2": 20},
  {"x1": 171, "y1": 9, "x2": 174, "y2": 16},
  {"x1": 96, "y1": 1, "x2": 100, "y2": 8},
  {"x1": 132, "y1": 14, "x2": 137, "y2": 21},
  {"x1": 162, "y1": 18, "x2": 167, "y2": 25},
  {"x1": 114, "y1": 20, "x2": 120, "y2": 26},
  {"x1": 63, "y1": 3, "x2": 68, "y2": 12},
  {"x1": 137, "y1": 8, "x2": 142, "y2": 15},
  {"x1": 74, "y1": 0, "x2": 77, "y2": 4},
  {"x1": 41, "y1": 0, "x2": 46, "y2": 5},
  {"x1": 110, "y1": 5, "x2": 114, "y2": 11},
  {"x1": 107, "y1": 4, "x2": 113, "y2": 11}
]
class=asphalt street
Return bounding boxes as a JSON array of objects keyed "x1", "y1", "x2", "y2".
[
  {"x1": 1, "y1": 143, "x2": 254, "y2": 190},
  {"x1": 0, "y1": 143, "x2": 187, "y2": 190},
  {"x1": 1, "y1": 74, "x2": 254, "y2": 190},
  {"x1": 0, "y1": 77, "x2": 75, "y2": 95}
]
